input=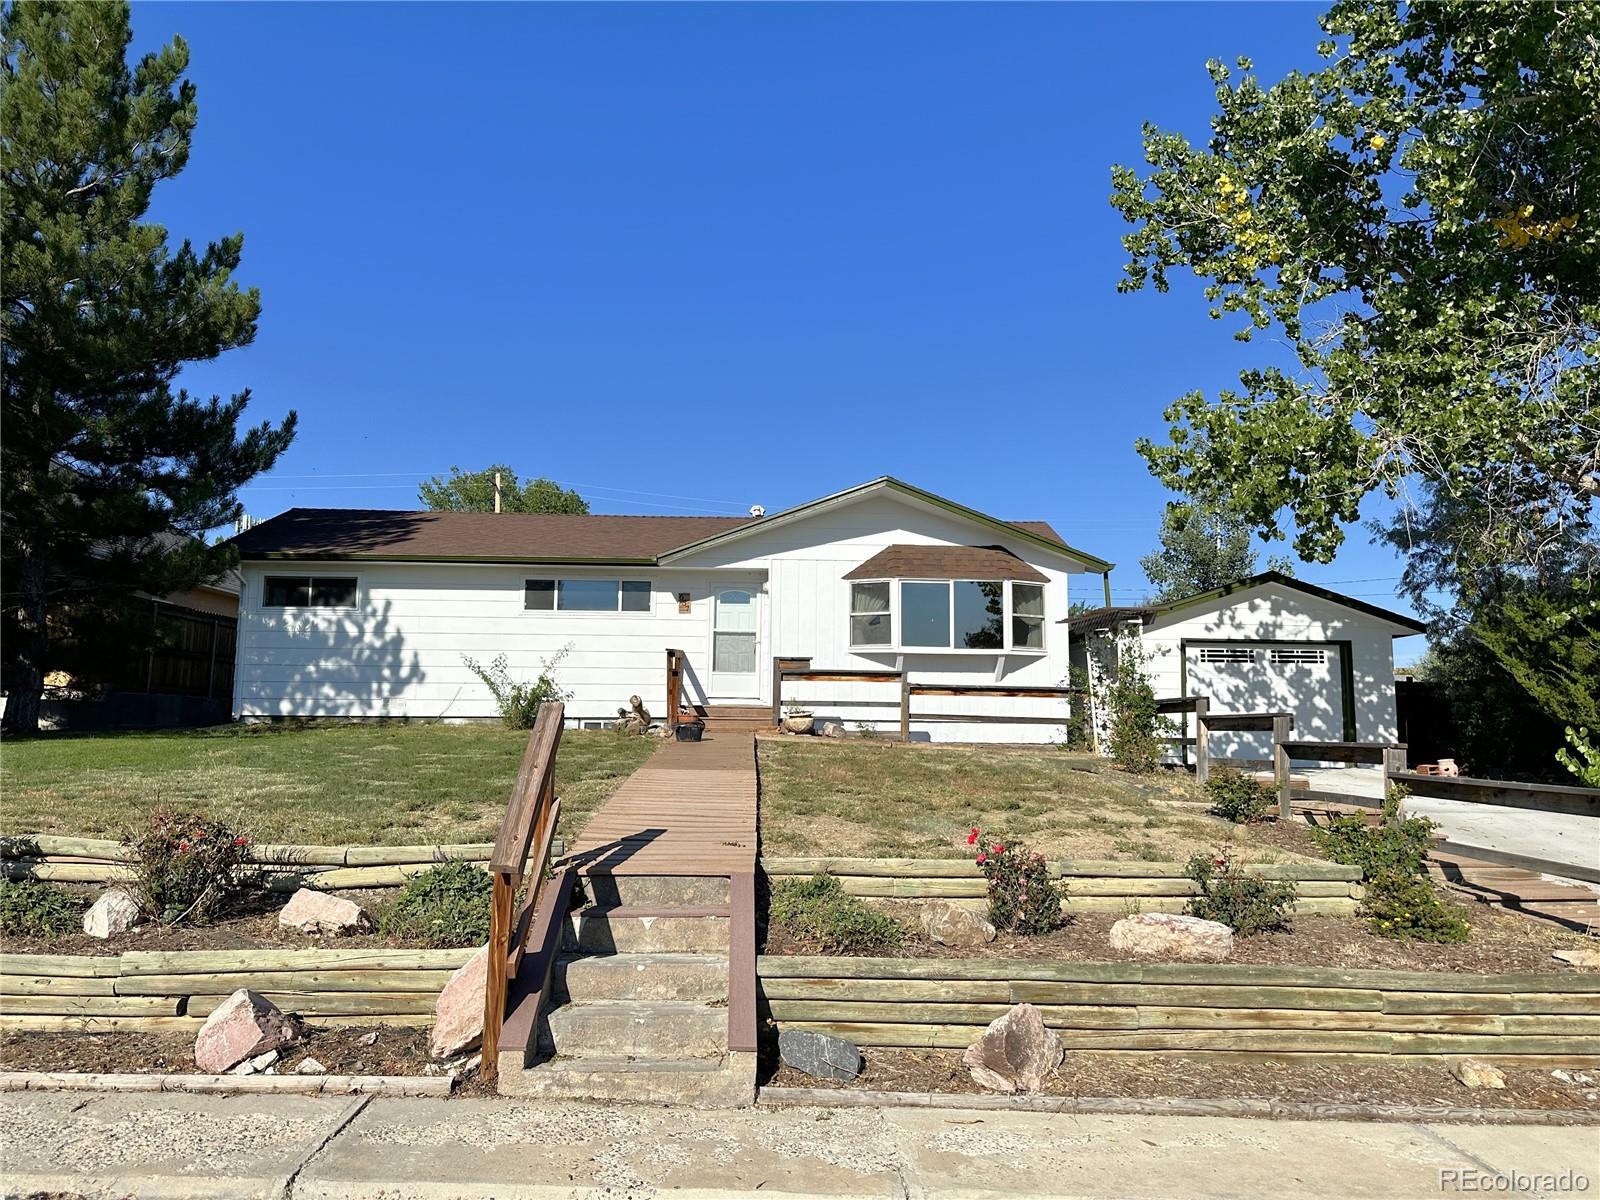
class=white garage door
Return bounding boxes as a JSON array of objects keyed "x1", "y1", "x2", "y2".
[{"x1": 1186, "y1": 642, "x2": 1345, "y2": 764}]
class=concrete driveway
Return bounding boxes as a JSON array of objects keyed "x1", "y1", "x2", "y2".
[{"x1": 1298, "y1": 765, "x2": 1599, "y2": 888}]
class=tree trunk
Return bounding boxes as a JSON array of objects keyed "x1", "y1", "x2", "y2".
[{"x1": 2, "y1": 557, "x2": 48, "y2": 737}]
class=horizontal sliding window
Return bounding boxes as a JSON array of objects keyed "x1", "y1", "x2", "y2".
[
  {"x1": 263, "y1": 576, "x2": 356, "y2": 609},
  {"x1": 524, "y1": 579, "x2": 652, "y2": 612},
  {"x1": 954, "y1": 580, "x2": 1003, "y2": 649}
]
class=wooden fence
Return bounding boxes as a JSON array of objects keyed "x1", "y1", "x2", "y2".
[
  {"x1": 772, "y1": 659, "x2": 1080, "y2": 740},
  {"x1": 0, "y1": 948, "x2": 471, "y2": 1034},
  {"x1": 758, "y1": 955, "x2": 1600, "y2": 1064},
  {"x1": 764, "y1": 858, "x2": 1363, "y2": 917}
]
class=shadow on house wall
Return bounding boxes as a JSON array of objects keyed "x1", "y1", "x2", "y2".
[{"x1": 251, "y1": 597, "x2": 426, "y2": 718}]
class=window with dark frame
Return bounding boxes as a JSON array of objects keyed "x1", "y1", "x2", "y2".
[
  {"x1": 524, "y1": 578, "x2": 652, "y2": 612},
  {"x1": 262, "y1": 576, "x2": 357, "y2": 608}
]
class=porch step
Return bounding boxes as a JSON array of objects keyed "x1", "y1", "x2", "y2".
[
  {"x1": 691, "y1": 705, "x2": 772, "y2": 732},
  {"x1": 580, "y1": 873, "x2": 730, "y2": 908},
  {"x1": 538, "y1": 1000, "x2": 726, "y2": 1059},
  {"x1": 497, "y1": 1053, "x2": 756, "y2": 1107},
  {"x1": 564, "y1": 906, "x2": 731, "y2": 954},
  {"x1": 554, "y1": 953, "x2": 727, "y2": 1004}
]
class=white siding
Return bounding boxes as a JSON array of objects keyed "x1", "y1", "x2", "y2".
[
  {"x1": 1133, "y1": 583, "x2": 1403, "y2": 762},
  {"x1": 235, "y1": 491, "x2": 1095, "y2": 742}
]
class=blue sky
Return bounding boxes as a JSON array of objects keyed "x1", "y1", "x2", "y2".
[{"x1": 136, "y1": 2, "x2": 1426, "y2": 657}]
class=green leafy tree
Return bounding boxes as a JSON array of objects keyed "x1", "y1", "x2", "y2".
[
  {"x1": 1139, "y1": 501, "x2": 1293, "y2": 601},
  {"x1": 1105, "y1": 639, "x2": 1168, "y2": 773},
  {"x1": 1112, "y1": 1, "x2": 1599, "y2": 575},
  {"x1": 418, "y1": 466, "x2": 587, "y2": 515},
  {"x1": 1, "y1": 1, "x2": 295, "y2": 735}
]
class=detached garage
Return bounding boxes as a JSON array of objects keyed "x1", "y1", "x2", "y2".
[{"x1": 1067, "y1": 572, "x2": 1426, "y2": 766}]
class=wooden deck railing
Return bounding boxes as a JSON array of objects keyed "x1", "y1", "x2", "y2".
[
  {"x1": 481, "y1": 701, "x2": 564, "y2": 1085},
  {"x1": 774, "y1": 660, "x2": 1080, "y2": 740}
]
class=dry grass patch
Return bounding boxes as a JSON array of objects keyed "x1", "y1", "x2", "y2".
[
  {"x1": 757, "y1": 737, "x2": 1321, "y2": 863},
  {"x1": 0, "y1": 723, "x2": 655, "y2": 846}
]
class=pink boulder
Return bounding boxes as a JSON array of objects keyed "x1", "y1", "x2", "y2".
[
  {"x1": 194, "y1": 989, "x2": 297, "y2": 1073},
  {"x1": 962, "y1": 1002, "x2": 1063, "y2": 1094},
  {"x1": 431, "y1": 944, "x2": 489, "y2": 1059}
]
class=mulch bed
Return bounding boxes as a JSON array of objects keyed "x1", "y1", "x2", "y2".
[
  {"x1": 766, "y1": 903, "x2": 1600, "y2": 974},
  {"x1": 766, "y1": 1048, "x2": 1600, "y2": 1114},
  {"x1": 0, "y1": 1025, "x2": 434, "y2": 1077},
  {"x1": 0, "y1": 888, "x2": 458, "y2": 956}
]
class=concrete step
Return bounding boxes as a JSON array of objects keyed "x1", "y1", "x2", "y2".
[
  {"x1": 538, "y1": 1000, "x2": 727, "y2": 1060},
  {"x1": 555, "y1": 953, "x2": 726, "y2": 1004},
  {"x1": 564, "y1": 907, "x2": 730, "y2": 954},
  {"x1": 580, "y1": 873, "x2": 730, "y2": 907},
  {"x1": 497, "y1": 1052, "x2": 757, "y2": 1107}
]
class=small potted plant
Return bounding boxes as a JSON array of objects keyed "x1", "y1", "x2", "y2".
[
  {"x1": 782, "y1": 706, "x2": 815, "y2": 735},
  {"x1": 674, "y1": 717, "x2": 705, "y2": 742}
]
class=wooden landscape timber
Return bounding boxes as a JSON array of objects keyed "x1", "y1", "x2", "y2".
[
  {"x1": 0, "y1": 833, "x2": 547, "y2": 889},
  {"x1": 762, "y1": 857, "x2": 1364, "y2": 916},
  {"x1": 757, "y1": 956, "x2": 1600, "y2": 1064},
  {"x1": 0, "y1": 946, "x2": 474, "y2": 1032}
]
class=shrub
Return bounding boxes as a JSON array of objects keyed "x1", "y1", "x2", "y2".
[
  {"x1": 0, "y1": 880, "x2": 86, "y2": 937},
  {"x1": 124, "y1": 806, "x2": 254, "y2": 925},
  {"x1": 768, "y1": 873, "x2": 905, "y2": 954},
  {"x1": 1183, "y1": 849, "x2": 1295, "y2": 936},
  {"x1": 1557, "y1": 726, "x2": 1600, "y2": 786},
  {"x1": 462, "y1": 645, "x2": 573, "y2": 729},
  {"x1": 1309, "y1": 787, "x2": 1433, "y2": 879},
  {"x1": 969, "y1": 828, "x2": 1064, "y2": 934},
  {"x1": 1361, "y1": 868, "x2": 1471, "y2": 943},
  {"x1": 1105, "y1": 640, "x2": 1168, "y2": 773},
  {"x1": 1205, "y1": 768, "x2": 1274, "y2": 823},
  {"x1": 1060, "y1": 666, "x2": 1093, "y2": 751},
  {"x1": 379, "y1": 860, "x2": 493, "y2": 946}
]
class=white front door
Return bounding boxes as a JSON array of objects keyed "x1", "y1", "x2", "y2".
[{"x1": 710, "y1": 587, "x2": 761, "y2": 699}]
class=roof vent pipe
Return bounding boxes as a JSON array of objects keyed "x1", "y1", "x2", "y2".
[{"x1": 749, "y1": 504, "x2": 766, "y2": 517}]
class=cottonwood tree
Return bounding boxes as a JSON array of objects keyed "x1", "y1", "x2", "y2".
[
  {"x1": 1112, "y1": 0, "x2": 1598, "y2": 577},
  {"x1": 1, "y1": 1, "x2": 295, "y2": 735},
  {"x1": 418, "y1": 466, "x2": 587, "y2": 515},
  {"x1": 1139, "y1": 501, "x2": 1293, "y2": 601}
]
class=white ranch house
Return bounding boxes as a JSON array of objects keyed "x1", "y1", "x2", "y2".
[{"x1": 229, "y1": 477, "x2": 1420, "y2": 750}]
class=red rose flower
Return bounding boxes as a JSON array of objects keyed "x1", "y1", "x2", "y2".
[
  {"x1": 966, "y1": 828, "x2": 979, "y2": 846},
  {"x1": 976, "y1": 852, "x2": 987, "y2": 865},
  {"x1": 993, "y1": 844, "x2": 1005, "y2": 856}
]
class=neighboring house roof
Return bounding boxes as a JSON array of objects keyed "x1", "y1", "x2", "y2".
[
  {"x1": 228, "y1": 477, "x2": 1108, "y2": 569},
  {"x1": 842, "y1": 544, "x2": 1049, "y2": 583},
  {"x1": 1060, "y1": 572, "x2": 1426, "y2": 637}
]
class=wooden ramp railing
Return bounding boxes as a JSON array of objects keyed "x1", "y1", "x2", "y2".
[{"x1": 481, "y1": 701, "x2": 564, "y2": 1085}]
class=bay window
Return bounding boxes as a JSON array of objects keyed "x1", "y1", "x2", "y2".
[{"x1": 847, "y1": 578, "x2": 1045, "y2": 652}]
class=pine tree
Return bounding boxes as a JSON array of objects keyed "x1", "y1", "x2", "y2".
[
  {"x1": 1139, "y1": 502, "x2": 1292, "y2": 601},
  {"x1": 1, "y1": 1, "x2": 295, "y2": 735}
]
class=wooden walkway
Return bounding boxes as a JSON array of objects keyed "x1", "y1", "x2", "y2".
[
  {"x1": 564, "y1": 732, "x2": 758, "y2": 877},
  {"x1": 1428, "y1": 848, "x2": 1600, "y2": 934}
]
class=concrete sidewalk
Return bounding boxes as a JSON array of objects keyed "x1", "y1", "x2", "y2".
[{"x1": 3, "y1": 1090, "x2": 1597, "y2": 1199}]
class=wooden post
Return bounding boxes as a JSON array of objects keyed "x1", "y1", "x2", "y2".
[
  {"x1": 899, "y1": 673, "x2": 911, "y2": 743},
  {"x1": 480, "y1": 869, "x2": 515, "y2": 1083},
  {"x1": 665, "y1": 649, "x2": 681, "y2": 728},
  {"x1": 1382, "y1": 744, "x2": 1408, "y2": 827},
  {"x1": 1194, "y1": 697, "x2": 1210, "y2": 785},
  {"x1": 1272, "y1": 714, "x2": 1292, "y2": 818}
]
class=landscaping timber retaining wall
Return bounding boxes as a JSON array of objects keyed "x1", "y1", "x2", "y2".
[
  {"x1": 0, "y1": 834, "x2": 507, "y2": 890},
  {"x1": 763, "y1": 858, "x2": 1364, "y2": 917},
  {"x1": 0, "y1": 948, "x2": 473, "y2": 1034},
  {"x1": 758, "y1": 956, "x2": 1600, "y2": 1064}
]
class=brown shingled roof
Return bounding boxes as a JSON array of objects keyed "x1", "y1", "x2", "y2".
[
  {"x1": 229, "y1": 505, "x2": 1076, "y2": 564},
  {"x1": 229, "y1": 508, "x2": 756, "y2": 562},
  {"x1": 842, "y1": 544, "x2": 1049, "y2": 583}
]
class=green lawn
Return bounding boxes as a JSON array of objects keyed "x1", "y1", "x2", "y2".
[
  {"x1": 0, "y1": 724, "x2": 657, "y2": 847},
  {"x1": 757, "y1": 738, "x2": 1319, "y2": 863}
]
